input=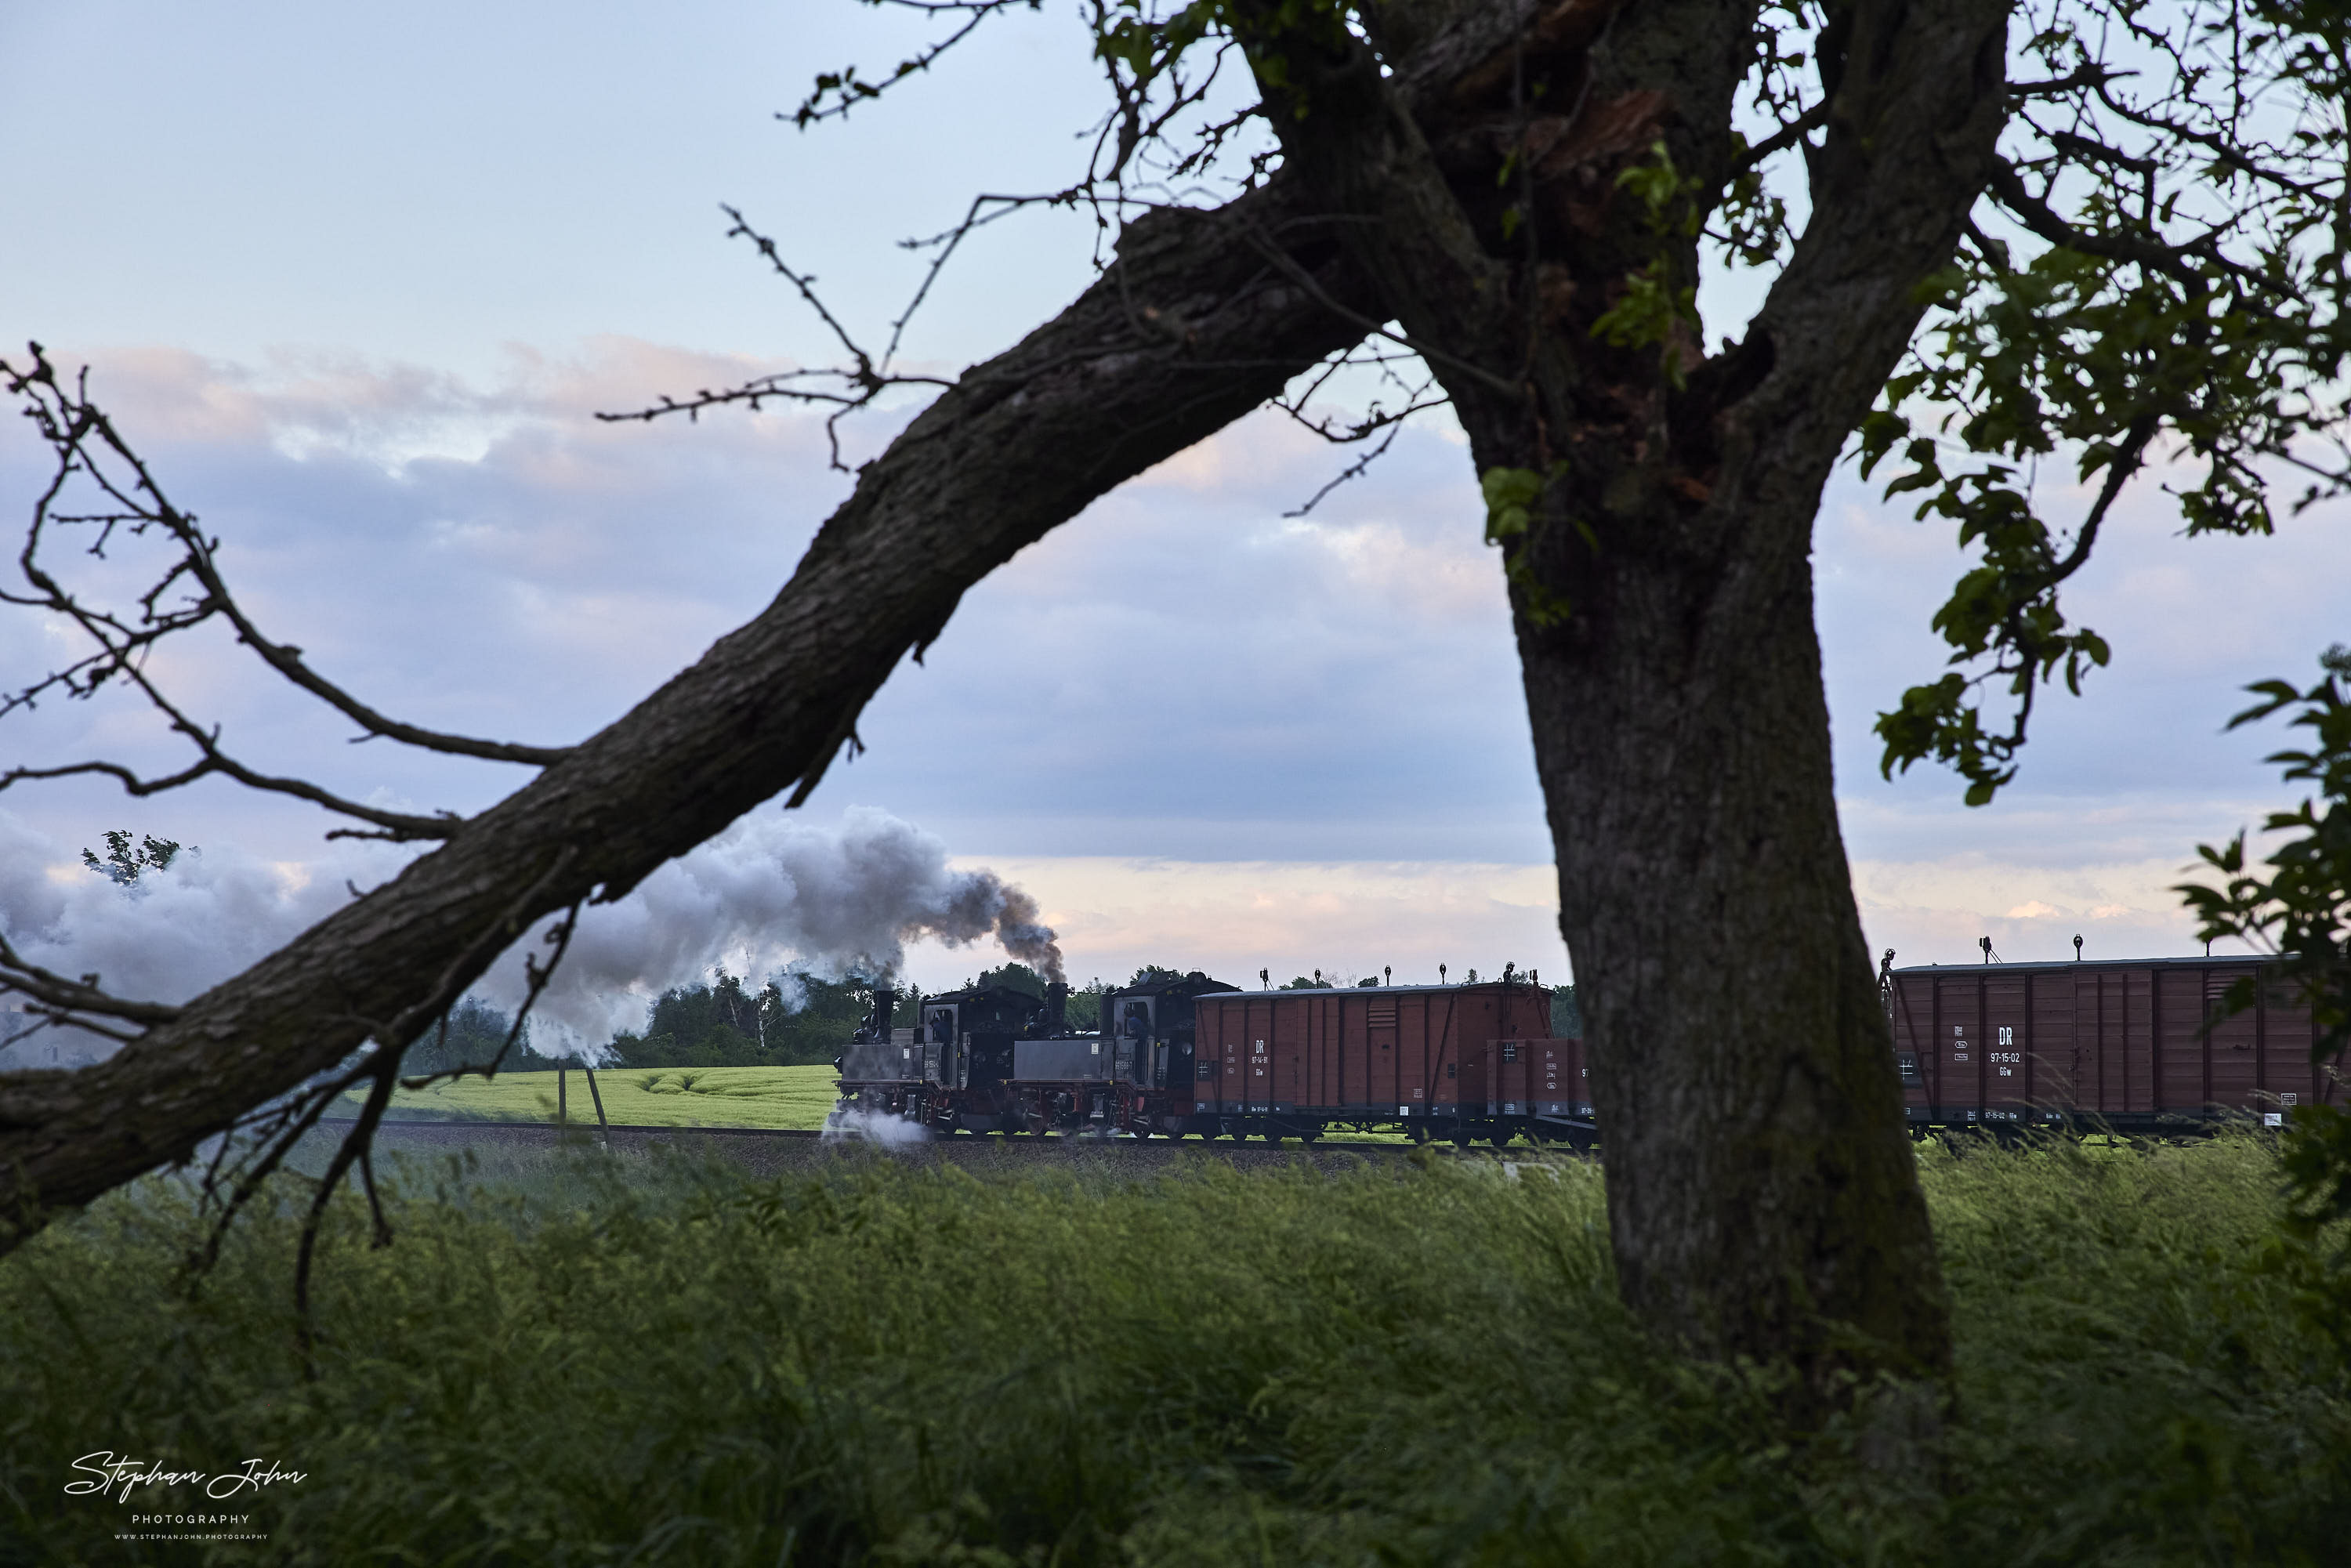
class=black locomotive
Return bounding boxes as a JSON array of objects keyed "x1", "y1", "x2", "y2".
[{"x1": 830, "y1": 972, "x2": 1239, "y2": 1137}]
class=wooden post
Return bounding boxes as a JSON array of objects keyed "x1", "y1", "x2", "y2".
[
  {"x1": 558, "y1": 1065, "x2": 567, "y2": 1124},
  {"x1": 581, "y1": 1064, "x2": 611, "y2": 1147}
]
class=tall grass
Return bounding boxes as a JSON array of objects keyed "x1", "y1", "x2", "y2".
[{"x1": 0, "y1": 1134, "x2": 2343, "y2": 1565}]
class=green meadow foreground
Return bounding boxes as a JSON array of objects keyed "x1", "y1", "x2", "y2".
[
  {"x1": 5, "y1": 1135, "x2": 2346, "y2": 1563},
  {"x1": 344, "y1": 1063, "x2": 841, "y2": 1129}
]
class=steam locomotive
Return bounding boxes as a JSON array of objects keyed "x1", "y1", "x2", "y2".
[{"x1": 828, "y1": 970, "x2": 1582, "y2": 1144}]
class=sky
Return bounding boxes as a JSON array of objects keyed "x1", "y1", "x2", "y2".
[{"x1": 2, "y1": 1, "x2": 2345, "y2": 1041}]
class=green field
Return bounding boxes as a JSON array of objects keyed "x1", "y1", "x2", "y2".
[
  {"x1": 7, "y1": 1132, "x2": 2347, "y2": 1562},
  {"x1": 352, "y1": 1066, "x2": 1442, "y2": 1141},
  {"x1": 349, "y1": 1063, "x2": 840, "y2": 1129}
]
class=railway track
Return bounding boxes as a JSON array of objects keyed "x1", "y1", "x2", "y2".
[{"x1": 321, "y1": 1117, "x2": 1551, "y2": 1179}]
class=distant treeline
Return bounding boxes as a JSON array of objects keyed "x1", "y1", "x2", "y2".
[{"x1": 397, "y1": 962, "x2": 1584, "y2": 1077}]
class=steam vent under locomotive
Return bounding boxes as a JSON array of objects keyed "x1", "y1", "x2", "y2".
[{"x1": 829, "y1": 972, "x2": 1588, "y2": 1144}]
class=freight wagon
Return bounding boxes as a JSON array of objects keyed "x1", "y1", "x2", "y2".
[
  {"x1": 1885, "y1": 955, "x2": 2343, "y2": 1133},
  {"x1": 1189, "y1": 980, "x2": 1589, "y2": 1146}
]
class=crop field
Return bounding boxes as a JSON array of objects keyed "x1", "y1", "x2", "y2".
[{"x1": 346, "y1": 1063, "x2": 840, "y2": 1130}]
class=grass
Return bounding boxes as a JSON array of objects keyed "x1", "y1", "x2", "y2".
[
  {"x1": 2, "y1": 1132, "x2": 2346, "y2": 1564},
  {"x1": 342, "y1": 1063, "x2": 841, "y2": 1130}
]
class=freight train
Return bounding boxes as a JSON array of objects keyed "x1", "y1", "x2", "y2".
[
  {"x1": 831, "y1": 952, "x2": 2344, "y2": 1144},
  {"x1": 829, "y1": 970, "x2": 1585, "y2": 1145}
]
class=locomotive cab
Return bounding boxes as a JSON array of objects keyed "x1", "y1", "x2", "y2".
[
  {"x1": 1103, "y1": 972, "x2": 1241, "y2": 1088},
  {"x1": 919, "y1": 1001, "x2": 960, "y2": 1087},
  {"x1": 914, "y1": 984, "x2": 1045, "y2": 1088}
]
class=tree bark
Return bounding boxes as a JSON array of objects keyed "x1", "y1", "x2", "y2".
[
  {"x1": 1534, "y1": 0, "x2": 2009, "y2": 1388},
  {"x1": 0, "y1": 180, "x2": 1377, "y2": 1244},
  {"x1": 1241, "y1": 0, "x2": 2010, "y2": 1389}
]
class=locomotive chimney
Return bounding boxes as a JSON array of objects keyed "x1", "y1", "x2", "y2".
[
  {"x1": 1045, "y1": 980, "x2": 1069, "y2": 1034},
  {"x1": 868, "y1": 982, "x2": 896, "y2": 1041}
]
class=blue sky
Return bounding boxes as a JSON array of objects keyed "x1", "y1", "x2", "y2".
[{"x1": 3, "y1": 1, "x2": 2344, "y2": 1015}]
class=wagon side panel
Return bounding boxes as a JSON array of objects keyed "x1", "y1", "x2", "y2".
[
  {"x1": 2024, "y1": 971, "x2": 2075, "y2": 1117},
  {"x1": 1980, "y1": 972, "x2": 2031, "y2": 1122},
  {"x1": 2203, "y1": 964, "x2": 2263, "y2": 1115}
]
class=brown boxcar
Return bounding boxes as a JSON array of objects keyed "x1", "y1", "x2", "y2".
[
  {"x1": 1886, "y1": 956, "x2": 2342, "y2": 1132},
  {"x1": 1187, "y1": 982, "x2": 1588, "y2": 1143}
]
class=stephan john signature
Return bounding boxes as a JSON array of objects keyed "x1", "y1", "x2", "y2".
[{"x1": 67, "y1": 1453, "x2": 306, "y2": 1503}]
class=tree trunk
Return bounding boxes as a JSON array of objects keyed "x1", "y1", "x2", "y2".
[
  {"x1": 1523, "y1": 515, "x2": 1949, "y2": 1383},
  {"x1": 1516, "y1": 0, "x2": 2008, "y2": 1390},
  {"x1": 1237, "y1": 0, "x2": 2011, "y2": 1390}
]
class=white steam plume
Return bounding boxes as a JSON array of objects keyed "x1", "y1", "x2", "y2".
[
  {"x1": 0, "y1": 815, "x2": 414, "y2": 1064},
  {"x1": 473, "y1": 805, "x2": 1065, "y2": 1053},
  {"x1": 0, "y1": 806, "x2": 1061, "y2": 1066}
]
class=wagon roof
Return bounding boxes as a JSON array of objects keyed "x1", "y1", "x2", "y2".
[
  {"x1": 1890, "y1": 954, "x2": 2278, "y2": 977},
  {"x1": 1197, "y1": 981, "x2": 1554, "y2": 998},
  {"x1": 1108, "y1": 971, "x2": 1244, "y2": 999}
]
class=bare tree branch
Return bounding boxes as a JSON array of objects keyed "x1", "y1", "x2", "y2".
[{"x1": 0, "y1": 929, "x2": 181, "y2": 1027}]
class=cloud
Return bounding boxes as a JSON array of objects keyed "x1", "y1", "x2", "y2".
[
  {"x1": 2, "y1": 337, "x2": 2346, "y2": 1009},
  {"x1": 1849, "y1": 851, "x2": 2243, "y2": 969},
  {"x1": 926, "y1": 856, "x2": 1570, "y2": 994}
]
